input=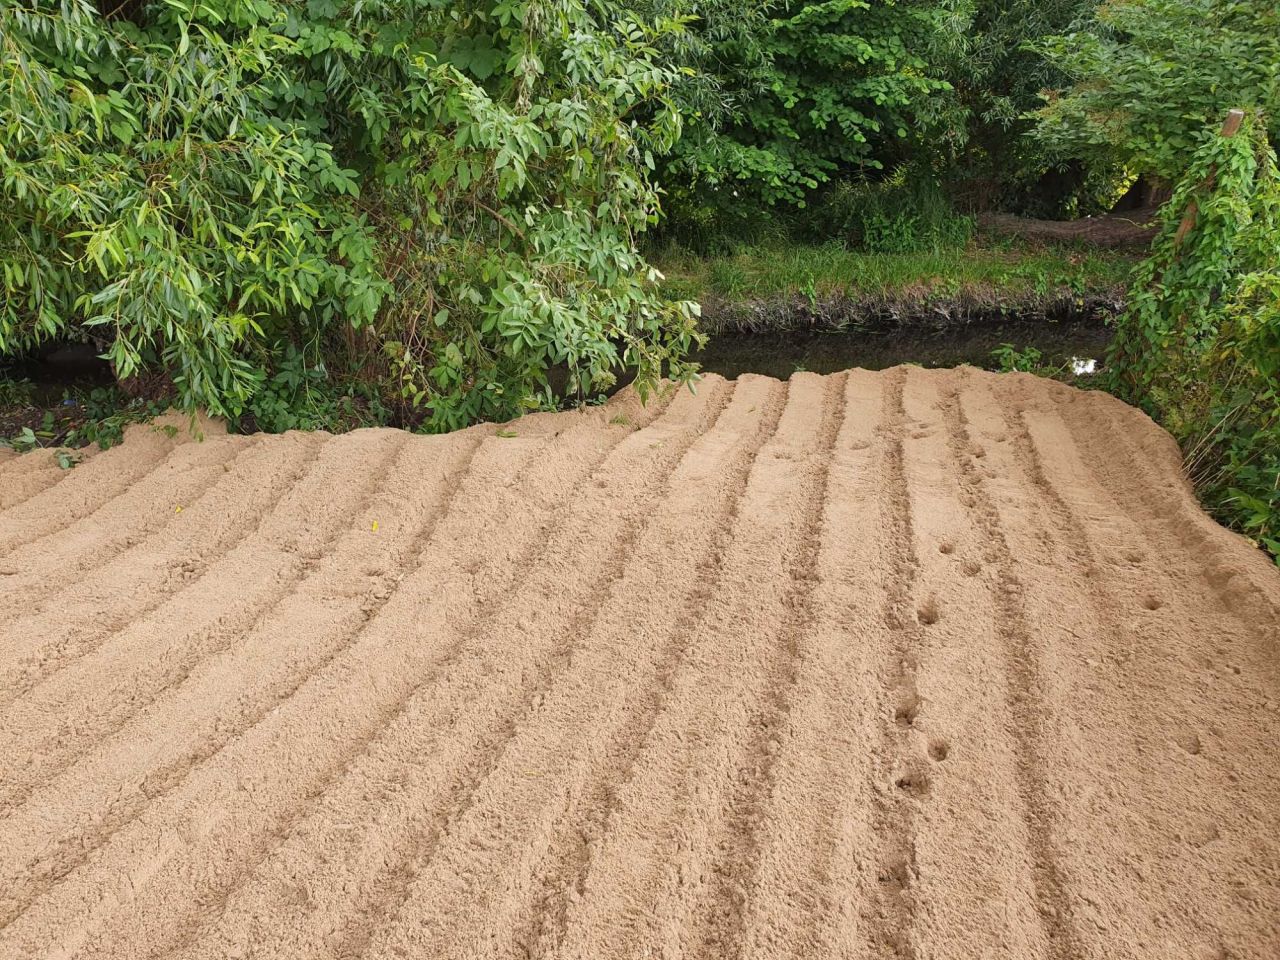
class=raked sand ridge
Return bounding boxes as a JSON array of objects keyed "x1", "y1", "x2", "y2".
[{"x1": 0, "y1": 366, "x2": 1277, "y2": 959}]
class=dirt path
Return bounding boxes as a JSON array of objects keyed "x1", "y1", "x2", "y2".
[{"x1": 1, "y1": 367, "x2": 1277, "y2": 960}]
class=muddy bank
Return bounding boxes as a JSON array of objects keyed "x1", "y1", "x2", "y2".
[
  {"x1": 695, "y1": 287, "x2": 1124, "y2": 336},
  {"x1": 0, "y1": 367, "x2": 1277, "y2": 959}
]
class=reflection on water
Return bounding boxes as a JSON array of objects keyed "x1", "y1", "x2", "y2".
[{"x1": 1070, "y1": 357, "x2": 1098, "y2": 375}]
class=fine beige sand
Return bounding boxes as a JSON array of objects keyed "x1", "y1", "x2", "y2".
[{"x1": 1, "y1": 366, "x2": 1278, "y2": 960}]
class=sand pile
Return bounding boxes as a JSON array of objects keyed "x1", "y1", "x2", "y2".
[{"x1": 0, "y1": 366, "x2": 1277, "y2": 959}]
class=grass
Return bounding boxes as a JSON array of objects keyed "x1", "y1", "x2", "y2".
[{"x1": 652, "y1": 238, "x2": 1137, "y2": 303}]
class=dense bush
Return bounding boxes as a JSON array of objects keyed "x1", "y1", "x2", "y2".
[
  {"x1": 655, "y1": 0, "x2": 963, "y2": 232},
  {"x1": 1108, "y1": 112, "x2": 1280, "y2": 558},
  {"x1": 1036, "y1": 0, "x2": 1280, "y2": 180},
  {"x1": 944, "y1": 0, "x2": 1111, "y2": 215},
  {"x1": 818, "y1": 170, "x2": 973, "y2": 252},
  {"x1": 0, "y1": 0, "x2": 700, "y2": 429}
]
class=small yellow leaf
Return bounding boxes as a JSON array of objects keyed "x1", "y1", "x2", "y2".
[
  {"x1": 175, "y1": 506, "x2": 183, "y2": 513},
  {"x1": 371, "y1": 520, "x2": 379, "y2": 532}
]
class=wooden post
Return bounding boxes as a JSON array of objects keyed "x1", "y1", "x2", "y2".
[{"x1": 1173, "y1": 109, "x2": 1247, "y2": 247}]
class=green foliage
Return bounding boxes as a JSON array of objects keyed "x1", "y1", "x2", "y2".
[
  {"x1": 658, "y1": 0, "x2": 963, "y2": 228},
  {"x1": 1108, "y1": 112, "x2": 1280, "y2": 560},
  {"x1": 654, "y1": 238, "x2": 1132, "y2": 301},
  {"x1": 637, "y1": 0, "x2": 775, "y2": 134},
  {"x1": 0, "y1": 0, "x2": 700, "y2": 430},
  {"x1": 819, "y1": 170, "x2": 973, "y2": 252},
  {"x1": 243, "y1": 342, "x2": 391, "y2": 433},
  {"x1": 0, "y1": 380, "x2": 158, "y2": 453},
  {"x1": 945, "y1": 0, "x2": 1109, "y2": 215},
  {"x1": 66, "y1": 387, "x2": 171, "y2": 449},
  {"x1": 4, "y1": 424, "x2": 39, "y2": 452},
  {"x1": 1036, "y1": 0, "x2": 1280, "y2": 180},
  {"x1": 1, "y1": 0, "x2": 377, "y2": 416},
  {"x1": 990, "y1": 341, "x2": 1043, "y2": 372},
  {"x1": 0, "y1": 376, "x2": 35, "y2": 407}
]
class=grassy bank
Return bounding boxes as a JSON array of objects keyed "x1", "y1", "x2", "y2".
[{"x1": 654, "y1": 239, "x2": 1136, "y2": 314}]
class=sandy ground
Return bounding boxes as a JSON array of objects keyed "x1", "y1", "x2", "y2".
[{"x1": 1, "y1": 366, "x2": 1278, "y2": 960}]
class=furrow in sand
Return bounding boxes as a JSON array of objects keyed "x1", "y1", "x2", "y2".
[
  {"x1": 0, "y1": 430, "x2": 418, "y2": 922},
  {"x1": 145, "y1": 385, "x2": 703, "y2": 960},
  {"x1": 860, "y1": 366, "x2": 924, "y2": 960},
  {"x1": 0, "y1": 433, "x2": 260, "y2": 624},
  {"x1": 0, "y1": 432, "x2": 325, "y2": 701},
  {"x1": 730, "y1": 366, "x2": 1056, "y2": 960},
  {"x1": 686, "y1": 372, "x2": 847, "y2": 960},
  {"x1": 0, "y1": 384, "x2": 690, "y2": 959},
  {"x1": 995, "y1": 371, "x2": 1277, "y2": 692},
  {"x1": 0, "y1": 416, "x2": 197, "y2": 555},
  {"x1": 887, "y1": 368, "x2": 1060, "y2": 959},
  {"x1": 1059, "y1": 386, "x2": 1280, "y2": 639},
  {"x1": 0, "y1": 427, "x2": 493, "y2": 932},
  {"x1": 253, "y1": 376, "x2": 791, "y2": 960},
  {"x1": 0, "y1": 446, "x2": 52, "y2": 481},
  {"x1": 522, "y1": 379, "x2": 787, "y2": 960},
  {"x1": 543, "y1": 373, "x2": 834, "y2": 960},
  {"x1": 198, "y1": 376, "x2": 747, "y2": 960},
  {"x1": 4, "y1": 369, "x2": 1279, "y2": 960},
  {"x1": 0, "y1": 432, "x2": 328, "y2": 708},
  {"x1": 0, "y1": 430, "x2": 412, "y2": 812},
  {"x1": 0, "y1": 454, "x2": 69, "y2": 513},
  {"x1": 730, "y1": 368, "x2": 887, "y2": 960},
  {"x1": 974, "y1": 372, "x2": 1280, "y2": 955},
  {"x1": 0, "y1": 443, "x2": 114, "y2": 509},
  {"x1": 937, "y1": 369, "x2": 1080, "y2": 960}
]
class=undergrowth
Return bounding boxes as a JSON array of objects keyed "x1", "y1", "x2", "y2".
[
  {"x1": 1107, "y1": 112, "x2": 1280, "y2": 563},
  {"x1": 652, "y1": 238, "x2": 1133, "y2": 303},
  {"x1": 0, "y1": 384, "x2": 167, "y2": 458}
]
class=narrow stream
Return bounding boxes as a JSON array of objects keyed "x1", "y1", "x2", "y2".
[{"x1": 694, "y1": 314, "x2": 1111, "y2": 380}]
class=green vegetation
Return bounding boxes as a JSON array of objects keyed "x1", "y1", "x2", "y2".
[
  {"x1": 1027, "y1": 0, "x2": 1280, "y2": 559},
  {"x1": 1037, "y1": 0, "x2": 1279, "y2": 182},
  {"x1": 0, "y1": 0, "x2": 1277, "y2": 556},
  {"x1": 654, "y1": 240, "x2": 1131, "y2": 302},
  {"x1": 1, "y1": 0, "x2": 699, "y2": 430},
  {"x1": 0, "y1": 383, "x2": 172, "y2": 453},
  {"x1": 947, "y1": 0, "x2": 1102, "y2": 216},
  {"x1": 988, "y1": 342, "x2": 1044, "y2": 373},
  {"x1": 1107, "y1": 114, "x2": 1280, "y2": 557},
  {"x1": 655, "y1": 0, "x2": 960, "y2": 225}
]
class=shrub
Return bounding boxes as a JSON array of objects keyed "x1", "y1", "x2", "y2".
[
  {"x1": 1108, "y1": 111, "x2": 1280, "y2": 560},
  {"x1": 819, "y1": 170, "x2": 973, "y2": 252},
  {"x1": 0, "y1": 0, "x2": 700, "y2": 430},
  {"x1": 1036, "y1": 0, "x2": 1280, "y2": 181},
  {"x1": 655, "y1": 0, "x2": 962, "y2": 229}
]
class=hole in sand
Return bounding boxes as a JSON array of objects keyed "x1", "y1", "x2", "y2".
[
  {"x1": 961, "y1": 560, "x2": 982, "y2": 577},
  {"x1": 916, "y1": 601, "x2": 940, "y2": 625},
  {"x1": 939, "y1": 541, "x2": 955, "y2": 555},
  {"x1": 929, "y1": 739, "x2": 949, "y2": 762},
  {"x1": 895, "y1": 770, "x2": 930, "y2": 798},
  {"x1": 878, "y1": 858, "x2": 912, "y2": 889},
  {"x1": 1143, "y1": 596, "x2": 1163, "y2": 611},
  {"x1": 1176, "y1": 732, "x2": 1203, "y2": 756},
  {"x1": 894, "y1": 693, "x2": 921, "y2": 728}
]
